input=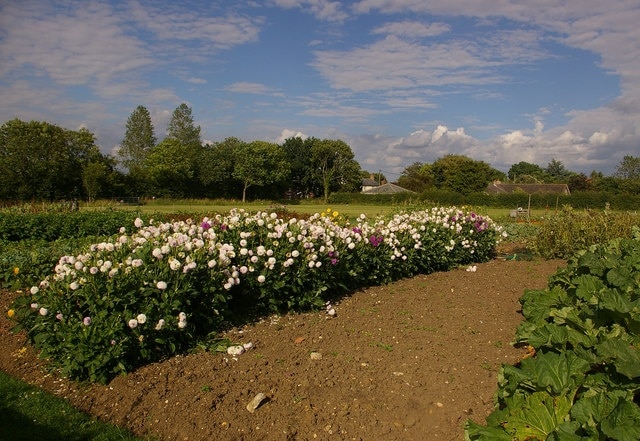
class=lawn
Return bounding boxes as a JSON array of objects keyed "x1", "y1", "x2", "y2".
[{"x1": 0, "y1": 370, "x2": 149, "y2": 441}]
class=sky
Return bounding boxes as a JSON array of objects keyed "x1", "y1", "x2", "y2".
[{"x1": 1, "y1": 0, "x2": 639, "y2": 179}]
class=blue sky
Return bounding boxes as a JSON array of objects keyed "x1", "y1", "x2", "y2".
[{"x1": 1, "y1": 0, "x2": 638, "y2": 179}]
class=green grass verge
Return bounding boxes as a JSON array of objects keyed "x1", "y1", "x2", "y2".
[
  {"x1": 0, "y1": 370, "x2": 150, "y2": 441},
  {"x1": 83, "y1": 198, "x2": 542, "y2": 221}
]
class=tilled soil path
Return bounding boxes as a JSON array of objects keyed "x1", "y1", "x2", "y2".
[{"x1": 1, "y1": 257, "x2": 565, "y2": 441}]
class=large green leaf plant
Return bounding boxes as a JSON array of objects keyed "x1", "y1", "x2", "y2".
[{"x1": 466, "y1": 227, "x2": 640, "y2": 440}]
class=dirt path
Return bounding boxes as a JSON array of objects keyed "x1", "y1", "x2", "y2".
[{"x1": 1, "y1": 258, "x2": 565, "y2": 441}]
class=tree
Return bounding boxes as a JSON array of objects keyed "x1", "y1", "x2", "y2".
[
  {"x1": 82, "y1": 161, "x2": 110, "y2": 202},
  {"x1": 0, "y1": 119, "x2": 104, "y2": 200},
  {"x1": 144, "y1": 138, "x2": 200, "y2": 197},
  {"x1": 118, "y1": 105, "x2": 156, "y2": 172},
  {"x1": 282, "y1": 136, "x2": 314, "y2": 198},
  {"x1": 545, "y1": 158, "x2": 571, "y2": 182},
  {"x1": 397, "y1": 162, "x2": 434, "y2": 192},
  {"x1": 167, "y1": 103, "x2": 201, "y2": 147},
  {"x1": 198, "y1": 137, "x2": 244, "y2": 198},
  {"x1": 310, "y1": 139, "x2": 361, "y2": 202},
  {"x1": 431, "y1": 155, "x2": 505, "y2": 194},
  {"x1": 232, "y1": 141, "x2": 290, "y2": 202},
  {"x1": 567, "y1": 173, "x2": 590, "y2": 192},
  {"x1": 614, "y1": 155, "x2": 640, "y2": 180},
  {"x1": 507, "y1": 161, "x2": 546, "y2": 183}
]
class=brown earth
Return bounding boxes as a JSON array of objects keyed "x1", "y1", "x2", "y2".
[{"x1": 1, "y1": 251, "x2": 566, "y2": 441}]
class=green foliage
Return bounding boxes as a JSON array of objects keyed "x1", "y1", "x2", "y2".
[
  {"x1": 508, "y1": 161, "x2": 548, "y2": 183},
  {"x1": 8, "y1": 207, "x2": 502, "y2": 383},
  {"x1": 0, "y1": 119, "x2": 111, "y2": 201},
  {"x1": 310, "y1": 138, "x2": 362, "y2": 202},
  {"x1": 0, "y1": 211, "x2": 153, "y2": 242},
  {"x1": 233, "y1": 141, "x2": 290, "y2": 202},
  {"x1": 532, "y1": 206, "x2": 639, "y2": 258},
  {"x1": 465, "y1": 233, "x2": 640, "y2": 440},
  {"x1": 397, "y1": 161, "x2": 434, "y2": 192},
  {"x1": 118, "y1": 105, "x2": 156, "y2": 173},
  {"x1": 166, "y1": 103, "x2": 201, "y2": 147},
  {"x1": 614, "y1": 155, "x2": 640, "y2": 180},
  {"x1": 431, "y1": 155, "x2": 505, "y2": 194}
]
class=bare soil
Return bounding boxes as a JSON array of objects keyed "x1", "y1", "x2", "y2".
[{"x1": 1, "y1": 252, "x2": 566, "y2": 441}]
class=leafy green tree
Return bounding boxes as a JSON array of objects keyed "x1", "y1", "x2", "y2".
[
  {"x1": 431, "y1": 155, "x2": 505, "y2": 194},
  {"x1": 144, "y1": 138, "x2": 199, "y2": 197},
  {"x1": 545, "y1": 158, "x2": 572, "y2": 182},
  {"x1": 282, "y1": 136, "x2": 315, "y2": 198},
  {"x1": 232, "y1": 141, "x2": 290, "y2": 202},
  {"x1": 198, "y1": 137, "x2": 244, "y2": 198},
  {"x1": 567, "y1": 173, "x2": 590, "y2": 192},
  {"x1": 589, "y1": 171, "x2": 620, "y2": 193},
  {"x1": 118, "y1": 105, "x2": 156, "y2": 172},
  {"x1": 507, "y1": 161, "x2": 547, "y2": 183},
  {"x1": 397, "y1": 162, "x2": 434, "y2": 192},
  {"x1": 614, "y1": 155, "x2": 640, "y2": 180},
  {"x1": 310, "y1": 139, "x2": 361, "y2": 202},
  {"x1": 82, "y1": 156, "x2": 118, "y2": 201},
  {"x1": 0, "y1": 119, "x2": 104, "y2": 201},
  {"x1": 167, "y1": 103, "x2": 201, "y2": 147}
]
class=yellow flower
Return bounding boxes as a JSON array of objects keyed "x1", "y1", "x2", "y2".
[
  {"x1": 332, "y1": 211, "x2": 339, "y2": 218},
  {"x1": 7, "y1": 309, "x2": 15, "y2": 319},
  {"x1": 326, "y1": 207, "x2": 332, "y2": 213},
  {"x1": 13, "y1": 267, "x2": 19, "y2": 275}
]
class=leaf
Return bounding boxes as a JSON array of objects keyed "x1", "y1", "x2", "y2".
[
  {"x1": 596, "y1": 338, "x2": 640, "y2": 379},
  {"x1": 524, "y1": 323, "x2": 592, "y2": 351},
  {"x1": 520, "y1": 287, "x2": 565, "y2": 323},
  {"x1": 524, "y1": 351, "x2": 590, "y2": 394},
  {"x1": 601, "y1": 400, "x2": 640, "y2": 441},
  {"x1": 571, "y1": 392, "x2": 622, "y2": 425},
  {"x1": 598, "y1": 288, "x2": 633, "y2": 315},
  {"x1": 576, "y1": 252, "x2": 606, "y2": 277},
  {"x1": 572, "y1": 274, "x2": 603, "y2": 301},
  {"x1": 547, "y1": 421, "x2": 583, "y2": 441},
  {"x1": 504, "y1": 392, "x2": 572, "y2": 440},
  {"x1": 606, "y1": 267, "x2": 634, "y2": 290},
  {"x1": 463, "y1": 420, "x2": 512, "y2": 441}
]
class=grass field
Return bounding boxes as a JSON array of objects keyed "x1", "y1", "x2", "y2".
[
  {"x1": 83, "y1": 199, "x2": 549, "y2": 222},
  {"x1": 0, "y1": 371, "x2": 148, "y2": 441}
]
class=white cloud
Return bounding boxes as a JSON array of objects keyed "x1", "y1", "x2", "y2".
[
  {"x1": 372, "y1": 20, "x2": 450, "y2": 39},
  {"x1": 224, "y1": 82, "x2": 282, "y2": 95},
  {"x1": 276, "y1": 129, "x2": 309, "y2": 143},
  {"x1": 272, "y1": 0, "x2": 348, "y2": 22},
  {"x1": 127, "y1": 1, "x2": 262, "y2": 49},
  {"x1": 311, "y1": 30, "x2": 544, "y2": 92},
  {"x1": 186, "y1": 78, "x2": 207, "y2": 85},
  {"x1": 0, "y1": 2, "x2": 152, "y2": 87}
]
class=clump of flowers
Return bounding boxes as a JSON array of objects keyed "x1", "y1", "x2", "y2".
[{"x1": 9, "y1": 207, "x2": 504, "y2": 383}]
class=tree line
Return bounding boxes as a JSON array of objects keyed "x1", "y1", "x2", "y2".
[
  {"x1": 397, "y1": 156, "x2": 640, "y2": 195},
  {"x1": 1, "y1": 103, "x2": 639, "y2": 203}
]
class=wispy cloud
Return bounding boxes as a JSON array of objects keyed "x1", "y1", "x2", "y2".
[
  {"x1": 127, "y1": 1, "x2": 263, "y2": 50},
  {"x1": 311, "y1": 30, "x2": 543, "y2": 92},
  {"x1": 0, "y1": 2, "x2": 152, "y2": 88},
  {"x1": 272, "y1": 0, "x2": 349, "y2": 22},
  {"x1": 224, "y1": 82, "x2": 283, "y2": 96},
  {"x1": 372, "y1": 20, "x2": 450, "y2": 39}
]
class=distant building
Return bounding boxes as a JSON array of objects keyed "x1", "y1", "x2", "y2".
[
  {"x1": 362, "y1": 182, "x2": 415, "y2": 195},
  {"x1": 362, "y1": 174, "x2": 380, "y2": 192},
  {"x1": 486, "y1": 181, "x2": 571, "y2": 195}
]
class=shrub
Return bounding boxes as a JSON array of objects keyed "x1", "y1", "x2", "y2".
[
  {"x1": 532, "y1": 206, "x2": 639, "y2": 258},
  {"x1": 9, "y1": 207, "x2": 504, "y2": 383}
]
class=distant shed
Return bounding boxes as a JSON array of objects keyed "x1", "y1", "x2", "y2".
[{"x1": 362, "y1": 182, "x2": 415, "y2": 195}]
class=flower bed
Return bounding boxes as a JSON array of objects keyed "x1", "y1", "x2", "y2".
[{"x1": 10, "y1": 207, "x2": 504, "y2": 383}]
